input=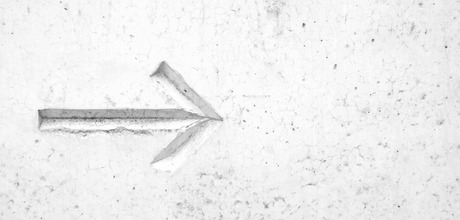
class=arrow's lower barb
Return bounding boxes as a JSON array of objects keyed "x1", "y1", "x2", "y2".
[{"x1": 150, "y1": 118, "x2": 222, "y2": 172}]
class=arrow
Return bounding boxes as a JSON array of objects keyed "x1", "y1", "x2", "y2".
[{"x1": 38, "y1": 61, "x2": 222, "y2": 172}]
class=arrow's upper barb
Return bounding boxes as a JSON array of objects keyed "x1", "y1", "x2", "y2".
[{"x1": 151, "y1": 61, "x2": 223, "y2": 121}]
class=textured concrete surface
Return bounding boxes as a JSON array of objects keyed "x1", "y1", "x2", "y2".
[{"x1": 1, "y1": 0, "x2": 460, "y2": 219}]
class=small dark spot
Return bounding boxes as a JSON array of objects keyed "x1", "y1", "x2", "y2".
[
  {"x1": 436, "y1": 119, "x2": 445, "y2": 125},
  {"x1": 445, "y1": 46, "x2": 448, "y2": 49},
  {"x1": 421, "y1": 93, "x2": 427, "y2": 100},
  {"x1": 302, "y1": 23, "x2": 305, "y2": 28},
  {"x1": 75, "y1": 205, "x2": 79, "y2": 209},
  {"x1": 113, "y1": 175, "x2": 115, "y2": 178},
  {"x1": 184, "y1": 89, "x2": 187, "y2": 93},
  {"x1": 64, "y1": 7, "x2": 67, "y2": 10},
  {"x1": 419, "y1": 2, "x2": 423, "y2": 6},
  {"x1": 354, "y1": 87, "x2": 357, "y2": 90},
  {"x1": 132, "y1": 187, "x2": 135, "y2": 190},
  {"x1": 35, "y1": 139, "x2": 39, "y2": 143},
  {"x1": 371, "y1": 39, "x2": 374, "y2": 42},
  {"x1": 333, "y1": 64, "x2": 337, "y2": 70}
]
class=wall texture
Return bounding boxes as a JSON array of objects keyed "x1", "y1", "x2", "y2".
[{"x1": 0, "y1": 0, "x2": 459, "y2": 219}]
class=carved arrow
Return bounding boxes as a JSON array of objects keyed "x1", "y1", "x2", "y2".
[{"x1": 38, "y1": 61, "x2": 222, "y2": 172}]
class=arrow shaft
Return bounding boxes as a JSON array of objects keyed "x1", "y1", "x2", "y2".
[{"x1": 38, "y1": 109, "x2": 204, "y2": 132}]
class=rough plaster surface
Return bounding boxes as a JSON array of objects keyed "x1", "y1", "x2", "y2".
[{"x1": 1, "y1": 0, "x2": 460, "y2": 219}]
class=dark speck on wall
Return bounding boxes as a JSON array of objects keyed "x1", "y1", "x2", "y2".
[{"x1": 436, "y1": 119, "x2": 445, "y2": 125}]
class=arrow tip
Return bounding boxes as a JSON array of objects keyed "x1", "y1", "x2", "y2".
[{"x1": 150, "y1": 61, "x2": 169, "y2": 77}]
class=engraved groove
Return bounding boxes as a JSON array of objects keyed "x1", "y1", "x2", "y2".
[
  {"x1": 38, "y1": 61, "x2": 223, "y2": 171},
  {"x1": 38, "y1": 109, "x2": 205, "y2": 132}
]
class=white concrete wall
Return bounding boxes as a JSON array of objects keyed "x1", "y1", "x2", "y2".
[{"x1": 0, "y1": 0, "x2": 459, "y2": 219}]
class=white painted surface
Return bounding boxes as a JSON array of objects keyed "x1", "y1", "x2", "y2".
[{"x1": 1, "y1": 0, "x2": 459, "y2": 219}]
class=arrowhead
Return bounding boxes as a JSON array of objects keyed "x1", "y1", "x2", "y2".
[
  {"x1": 151, "y1": 61, "x2": 223, "y2": 121},
  {"x1": 150, "y1": 61, "x2": 223, "y2": 172}
]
